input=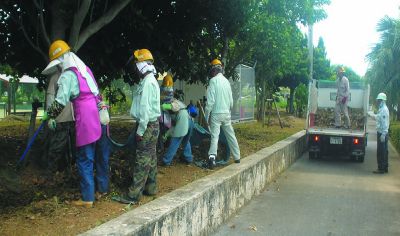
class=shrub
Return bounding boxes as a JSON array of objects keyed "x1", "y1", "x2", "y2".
[{"x1": 389, "y1": 121, "x2": 400, "y2": 152}]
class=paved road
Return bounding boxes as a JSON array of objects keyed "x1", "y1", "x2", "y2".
[{"x1": 213, "y1": 121, "x2": 400, "y2": 236}]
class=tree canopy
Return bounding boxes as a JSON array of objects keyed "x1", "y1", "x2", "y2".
[
  {"x1": 366, "y1": 15, "x2": 400, "y2": 119},
  {"x1": 0, "y1": 0, "x2": 337, "y2": 118}
]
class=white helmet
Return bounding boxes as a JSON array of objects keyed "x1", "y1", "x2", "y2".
[{"x1": 376, "y1": 92, "x2": 387, "y2": 101}]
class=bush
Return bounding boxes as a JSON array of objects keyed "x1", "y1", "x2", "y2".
[{"x1": 389, "y1": 122, "x2": 400, "y2": 152}]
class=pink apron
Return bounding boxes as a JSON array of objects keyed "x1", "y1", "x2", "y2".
[{"x1": 70, "y1": 67, "x2": 101, "y2": 147}]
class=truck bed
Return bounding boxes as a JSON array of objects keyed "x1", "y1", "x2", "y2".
[{"x1": 308, "y1": 127, "x2": 365, "y2": 137}]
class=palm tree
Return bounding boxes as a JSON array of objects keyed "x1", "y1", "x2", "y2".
[{"x1": 366, "y1": 16, "x2": 400, "y2": 120}]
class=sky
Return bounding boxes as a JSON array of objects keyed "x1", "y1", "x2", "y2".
[{"x1": 312, "y1": 0, "x2": 399, "y2": 76}]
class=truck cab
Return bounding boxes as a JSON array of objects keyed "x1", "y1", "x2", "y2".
[{"x1": 306, "y1": 80, "x2": 370, "y2": 162}]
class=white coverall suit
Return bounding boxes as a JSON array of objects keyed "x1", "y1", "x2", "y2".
[
  {"x1": 334, "y1": 76, "x2": 350, "y2": 128},
  {"x1": 205, "y1": 73, "x2": 240, "y2": 161}
]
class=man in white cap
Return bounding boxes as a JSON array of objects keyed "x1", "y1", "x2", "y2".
[
  {"x1": 42, "y1": 40, "x2": 110, "y2": 207},
  {"x1": 373, "y1": 92, "x2": 390, "y2": 174}
]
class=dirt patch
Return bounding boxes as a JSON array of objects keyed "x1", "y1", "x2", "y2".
[{"x1": 0, "y1": 115, "x2": 304, "y2": 236}]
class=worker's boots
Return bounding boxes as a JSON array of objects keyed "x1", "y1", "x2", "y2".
[{"x1": 208, "y1": 154, "x2": 216, "y2": 169}]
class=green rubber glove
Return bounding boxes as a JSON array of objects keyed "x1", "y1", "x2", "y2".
[
  {"x1": 161, "y1": 103, "x2": 172, "y2": 111},
  {"x1": 42, "y1": 112, "x2": 49, "y2": 121},
  {"x1": 163, "y1": 129, "x2": 172, "y2": 142}
]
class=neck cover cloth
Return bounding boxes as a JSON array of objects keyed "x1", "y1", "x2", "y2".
[{"x1": 136, "y1": 61, "x2": 157, "y2": 76}]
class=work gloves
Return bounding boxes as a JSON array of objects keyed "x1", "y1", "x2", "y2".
[
  {"x1": 42, "y1": 112, "x2": 49, "y2": 121},
  {"x1": 380, "y1": 133, "x2": 386, "y2": 143},
  {"x1": 162, "y1": 129, "x2": 172, "y2": 142},
  {"x1": 98, "y1": 101, "x2": 110, "y2": 125},
  {"x1": 161, "y1": 103, "x2": 172, "y2": 111},
  {"x1": 42, "y1": 112, "x2": 56, "y2": 130},
  {"x1": 48, "y1": 119, "x2": 57, "y2": 131}
]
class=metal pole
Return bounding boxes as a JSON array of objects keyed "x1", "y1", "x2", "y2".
[{"x1": 306, "y1": 24, "x2": 314, "y2": 129}]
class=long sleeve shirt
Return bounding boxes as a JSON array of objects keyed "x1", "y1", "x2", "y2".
[
  {"x1": 205, "y1": 73, "x2": 233, "y2": 120},
  {"x1": 376, "y1": 103, "x2": 390, "y2": 135},
  {"x1": 55, "y1": 70, "x2": 80, "y2": 106},
  {"x1": 46, "y1": 72, "x2": 75, "y2": 123},
  {"x1": 130, "y1": 73, "x2": 161, "y2": 136},
  {"x1": 336, "y1": 76, "x2": 350, "y2": 102},
  {"x1": 47, "y1": 70, "x2": 81, "y2": 118}
]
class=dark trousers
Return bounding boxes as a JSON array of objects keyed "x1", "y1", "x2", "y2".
[
  {"x1": 46, "y1": 121, "x2": 75, "y2": 173},
  {"x1": 377, "y1": 132, "x2": 389, "y2": 171}
]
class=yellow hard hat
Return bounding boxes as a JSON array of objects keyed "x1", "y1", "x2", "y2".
[
  {"x1": 337, "y1": 66, "x2": 345, "y2": 73},
  {"x1": 211, "y1": 59, "x2": 222, "y2": 66},
  {"x1": 49, "y1": 40, "x2": 71, "y2": 61},
  {"x1": 162, "y1": 73, "x2": 173, "y2": 87},
  {"x1": 133, "y1": 49, "x2": 154, "y2": 63}
]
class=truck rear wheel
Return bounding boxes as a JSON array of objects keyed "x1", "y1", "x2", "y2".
[
  {"x1": 351, "y1": 155, "x2": 364, "y2": 163},
  {"x1": 309, "y1": 152, "x2": 320, "y2": 160}
]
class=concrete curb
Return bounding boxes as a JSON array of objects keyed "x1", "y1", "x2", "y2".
[{"x1": 82, "y1": 130, "x2": 307, "y2": 236}]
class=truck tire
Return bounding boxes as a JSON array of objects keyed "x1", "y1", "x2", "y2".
[
  {"x1": 351, "y1": 155, "x2": 364, "y2": 163},
  {"x1": 357, "y1": 155, "x2": 365, "y2": 163},
  {"x1": 309, "y1": 152, "x2": 320, "y2": 160}
]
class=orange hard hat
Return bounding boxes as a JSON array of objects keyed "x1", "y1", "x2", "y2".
[
  {"x1": 337, "y1": 66, "x2": 345, "y2": 73},
  {"x1": 133, "y1": 49, "x2": 154, "y2": 63},
  {"x1": 49, "y1": 40, "x2": 71, "y2": 61},
  {"x1": 162, "y1": 73, "x2": 173, "y2": 87},
  {"x1": 210, "y1": 59, "x2": 222, "y2": 66}
]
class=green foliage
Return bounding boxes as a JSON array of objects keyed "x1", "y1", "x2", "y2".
[
  {"x1": 313, "y1": 37, "x2": 331, "y2": 80},
  {"x1": 294, "y1": 83, "x2": 308, "y2": 117},
  {"x1": 327, "y1": 65, "x2": 362, "y2": 82},
  {"x1": 365, "y1": 16, "x2": 400, "y2": 120},
  {"x1": 389, "y1": 122, "x2": 400, "y2": 153}
]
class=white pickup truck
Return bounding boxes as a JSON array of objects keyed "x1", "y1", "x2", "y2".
[{"x1": 306, "y1": 80, "x2": 370, "y2": 162}]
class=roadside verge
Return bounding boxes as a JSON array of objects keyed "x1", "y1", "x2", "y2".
[{"x1": 82, "y1": 130, "x2": 306, "y2": 236}]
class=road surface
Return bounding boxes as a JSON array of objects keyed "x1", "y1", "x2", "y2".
[{"x1": 213, "y1": 121, "x2": 400, "y2": 236}]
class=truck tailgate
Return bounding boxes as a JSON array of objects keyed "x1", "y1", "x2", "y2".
[{"x1": 308, "y1": 127, "x2": 365, "y2": 137}]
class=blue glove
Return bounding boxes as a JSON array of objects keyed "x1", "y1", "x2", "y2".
[
  {"x1": 48, "y1": 119, "x2": 56, "y2": 131},
  {"x1": 380, "y1": 133, "x2": 386, "y2": 143}
]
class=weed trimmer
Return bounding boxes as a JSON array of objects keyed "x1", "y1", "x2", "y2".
[{"x1": 17, "y1": 121, "x2": 45, "y2": 168}]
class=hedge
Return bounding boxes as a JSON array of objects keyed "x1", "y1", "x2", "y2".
[{"x1": 390, "y1": 121, "x2": 400, "y2": 152}]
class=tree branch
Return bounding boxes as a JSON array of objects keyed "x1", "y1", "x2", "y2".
[
  {"x1": 69, "y1": 0, "x2": 92, "y2": 49},
  {"x1": 16, "y1": 18, "x2": 48, "y2": 62},
  {"x1": 75, "y1": 0, "x2": 133, "y2": 51},
  {"x1": 33, "y1": 0, "x2": 50, "y2": 46}
]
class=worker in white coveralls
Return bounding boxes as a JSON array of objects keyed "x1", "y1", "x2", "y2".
[
  {"x1": 205, "y1": 59, "x2": 240, "y2": 169},
  {"x1": 373, "y1": 92, "x2": 390, "y2": 174},
  {"x1": 334, "y1": 66, "x2": 350, "y2": 129}
]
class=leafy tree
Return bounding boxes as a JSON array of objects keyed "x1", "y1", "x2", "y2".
[
  {"x1": 0, "y1": 0, "x2": 135, "y2": 83},
  {"x1": 313, "y1": 37, "x2": 331, "y2": 80},
  {"x1": 366, "y1": 16, "x2": 400, "y2": 120},
  {"x1": 327, "y1": 65, "x2": 361, "y2": 82}
]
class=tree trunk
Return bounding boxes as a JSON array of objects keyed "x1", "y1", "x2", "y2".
[
  {"x1": 289, "y1": 87, "x2": 295, "y2": 114},
  {"x1": 12, "y1": 84, "x2": 16, "y2": 114},
  {"x1": 261, "y1": 78, "x2": 266, "y2": 126},
  {"x1": 7, "y1": 84, "x2": 11, "y2": 115}
]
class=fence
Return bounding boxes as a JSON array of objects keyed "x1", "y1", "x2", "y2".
[{"x1": 230, "y1": 64, "x2": 256, "y2": 122}]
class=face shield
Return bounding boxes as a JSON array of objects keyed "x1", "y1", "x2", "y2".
[{"x1": 41, "y1": 58, "x2": 63, "y2": 75}]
